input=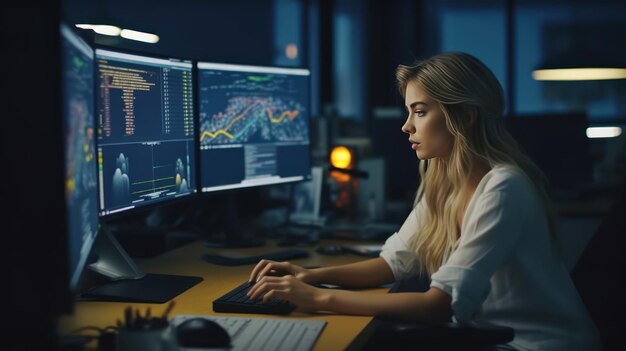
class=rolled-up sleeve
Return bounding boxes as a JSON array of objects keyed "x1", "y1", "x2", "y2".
[
  {"x1": 431, "y1": 265, "x2": 492, "y2": 322},
  {"x1": 430, "y1": 179, "x2": 530, "y2": 323},
  {"x1": 379, "y1": 201, "x2": 426, "y2": 280}
]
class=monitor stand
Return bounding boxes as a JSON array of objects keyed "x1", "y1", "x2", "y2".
[
  {"x1": 202, "y1": 193, "x2": 265, "y2": 248},
  {"x1": 76, "y1": 227, "x2": 202, "y2": 303}
]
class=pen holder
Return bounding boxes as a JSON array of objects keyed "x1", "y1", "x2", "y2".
[{"x1": 116, "y1": 323, "x2": 173, "y2": 351}]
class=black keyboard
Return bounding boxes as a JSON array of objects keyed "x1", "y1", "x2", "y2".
[{"x1": 213, "y1": 281, "x2": 296, "y2": 315}]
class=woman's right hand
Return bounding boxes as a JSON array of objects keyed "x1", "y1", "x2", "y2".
[{"x1": 248, "y1": 259, "x2": 314, "y2": 284}]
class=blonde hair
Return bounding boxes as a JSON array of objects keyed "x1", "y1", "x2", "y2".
[{"x1": 396, "y1": 52, "x2": 558, "y2": 276}]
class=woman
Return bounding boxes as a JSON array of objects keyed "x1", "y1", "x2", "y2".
[{"x1": 247, "y1": 52, "x2": 600, "y2": 351}]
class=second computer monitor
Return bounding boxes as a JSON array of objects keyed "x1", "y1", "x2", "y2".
[
  {"x1": 95, "y1": 48, "x2": 197, "y2": 216},
  {"x1": 61, "y1": 23, "x2": 99, "y2": 291},
  {"x1": 197, "y1": 62, "x2": 311, "y2": 192}
]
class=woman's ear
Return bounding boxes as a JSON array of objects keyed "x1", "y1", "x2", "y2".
[{"x1": 463, "y1": 106, "x2": 479, "y2": 129}]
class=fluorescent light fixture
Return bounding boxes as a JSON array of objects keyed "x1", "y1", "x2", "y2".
[
  {"x1": 75, "y1": 24, "x2": 121, "y2": 36},
  {"x1": 91, "y1": 25, "x2": 122, "y2": 37},
  {"x1": 74, "y1": 24, "x2": 159, "y2": 44},
  {"x1": 532, "y1": 68, "x2": 626, "y2": 81},
  {"x1": 120, "y1": 29, "x2": 159, "y2": 43},
  {"x1": 586, "y1": 127, "x2": 622, "y2": 139}
]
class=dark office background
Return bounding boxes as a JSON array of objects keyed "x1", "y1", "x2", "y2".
[
  {"x1": 2, "y1": 0, "x2": 625, "y2": 350},
  {"x1": 58, "y1": 0, "x2": 626, "y2": 200}
]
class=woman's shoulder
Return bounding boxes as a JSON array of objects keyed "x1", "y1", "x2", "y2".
[
  {"x1": 470, "y1": 165, "x2": 544, "y2": 219},
  {"x1": 480, "y1": 164, "x2": 535, "y2": 195}
]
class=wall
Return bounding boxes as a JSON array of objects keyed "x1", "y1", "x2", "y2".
[{"x1": 63, "y1": 0, "x2": 276, "y2": 65}]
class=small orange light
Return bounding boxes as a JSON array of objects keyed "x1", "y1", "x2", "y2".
[
  {"x1": 330, "y1": 170, "x2": 351, "y2": 183},
  {"x1": 285, "y1": 43, "x2": 298, "y2": 59},
  {"x1": 330, "y1": 146, "x2": 353, "y2": 169}
]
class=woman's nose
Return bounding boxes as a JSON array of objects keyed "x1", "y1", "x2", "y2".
[{"x1": 401, "y1": 117, "x2": 414, "y2": 134}]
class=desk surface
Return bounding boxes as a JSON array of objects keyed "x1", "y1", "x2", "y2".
[{"x1": 58, "y1": 239, "x2": 388, "y2": 350}]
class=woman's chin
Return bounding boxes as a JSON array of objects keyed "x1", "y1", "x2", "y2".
[{"x1": 415, "y1": 151, "x2": 428, "y2": 160}]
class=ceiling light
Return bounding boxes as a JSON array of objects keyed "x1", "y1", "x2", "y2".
[
  {"x1": 120, "y1": 29, "x2": 159, "y2": 44},
  {"x1": 91, "y1": 25, "x2": 122, "y2": 37},
  {"x1": 74, "y1": 24, "x2": 159, "y2": 44},
  {"x1": 75, "y1": 24, "x2": 94, "y2": 30},
  {"x1": 532, "y1": 52, "x2": 626, "y2": 81},
  {"x1": 586, "y1": 127, "x2": 622, "y2": 139},
  {"x1": 533, "y1": 68, "x2": 626, "y2": 81}
]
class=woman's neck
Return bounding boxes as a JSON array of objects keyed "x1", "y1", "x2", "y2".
[
  {"x1": 439, "y1": 156, "x2": 491, "y2": 190},
  {"x1": 467, "y1": 159, "x2": 491, "y2": 190}
]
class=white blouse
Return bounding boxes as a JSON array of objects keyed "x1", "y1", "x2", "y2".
[{"x1": 380, "y1": 164, "x2": 600, "y2": 351}]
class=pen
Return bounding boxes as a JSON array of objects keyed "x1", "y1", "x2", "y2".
[
  {"x1": 161, "y1": 300, "x2": 175, "y2": 321},
  {"x1": 135, "y1": 309, "x2": 142, "y2": 329},
  {"x1": 124, "y1": 306, "x2": 132, "y2": 329}
]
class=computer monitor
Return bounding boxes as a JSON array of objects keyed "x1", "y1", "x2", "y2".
[
  {"x1": 95, "y1": 48, "x2": 197, "y2": 216},
  {"x1": 61, "y1": 23, "x2": 99, "y2": 293},
  {"x1": 66, "y1": 47, "x2": 202, "y2": 303},
  {"x1": 196, "y1": 62, "x2": 312, "y2": 246},
  {"x1": 197, "y1": 62, "x2": 312, "y2": 190}
]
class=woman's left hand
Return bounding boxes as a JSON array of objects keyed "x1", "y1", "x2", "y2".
[{"x1": 247, "y1": 275, "x2": 328, "y2": 312}]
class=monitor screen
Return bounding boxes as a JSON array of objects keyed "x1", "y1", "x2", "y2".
[
  {"x1": 61, "y1": 23, "x2": 99, "y2": 290},
  {"x1": 95, "y1": 48, "x2": 196, "y2": 216},
  {"x1": 197, "y1": 62, "x2": 311, "y2": 192}
]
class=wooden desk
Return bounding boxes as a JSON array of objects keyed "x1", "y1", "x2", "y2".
[{"x1": 58, "y1": 239, "x2": 388, "y2": 350}]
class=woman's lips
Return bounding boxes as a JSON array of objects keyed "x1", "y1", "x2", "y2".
[{"x1": 409, "y1": 139, "x2": 420, "y2": 150}]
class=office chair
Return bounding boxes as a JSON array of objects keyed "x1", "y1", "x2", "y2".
[
  {"x1": 570, "y1": 177, "x2": 626, "y2": 350},
  {"x1": 364, "y1": 177, "x2": 626, "y2": 351},
  {"x1": 362, "y1": 276, "x2": 514, "y2": 351}
]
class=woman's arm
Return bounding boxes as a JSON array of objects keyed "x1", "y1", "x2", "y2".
[
  {"x1": 324, "y1": 287, "x2": 452, "y2": 323},
  {"x1": 248, "y1": 275, "x2": 453, "y2": 324},
  {"x1": 308, "y1": 257, "x2": 395, "y2": 288}
]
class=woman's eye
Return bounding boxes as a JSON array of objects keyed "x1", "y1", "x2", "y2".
[{"x1": 414, "y1": 110, "x2": 425, "y2": 117}]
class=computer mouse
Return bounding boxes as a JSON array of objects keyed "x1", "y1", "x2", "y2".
[{"x1": 175, "y1": 317, "x2": 231, "y2": 348}]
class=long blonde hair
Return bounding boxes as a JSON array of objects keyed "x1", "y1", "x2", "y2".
[{"x1": 396, "y1": 52, "x2": 557, "y2": 276}]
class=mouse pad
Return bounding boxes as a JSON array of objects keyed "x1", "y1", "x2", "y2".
[{"x1": 202, "y1": 249, "x2": 310, "y2": 266}]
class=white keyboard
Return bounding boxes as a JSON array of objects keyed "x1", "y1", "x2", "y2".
[{"x1": 171, "y1": 314, "x2": 327, "y2": 351}]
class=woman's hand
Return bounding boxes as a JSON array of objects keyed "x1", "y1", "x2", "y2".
[
  {"x1": 247, "y1": 275, "x2": 329, "y2": 312},
  {"x1": 248, "y1": 259, "x2": 314, "y2": 284}
]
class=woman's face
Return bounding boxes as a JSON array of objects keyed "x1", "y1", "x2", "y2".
[{"x1": 401, "y1": 81, "x2": 454, "y2": 160}]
